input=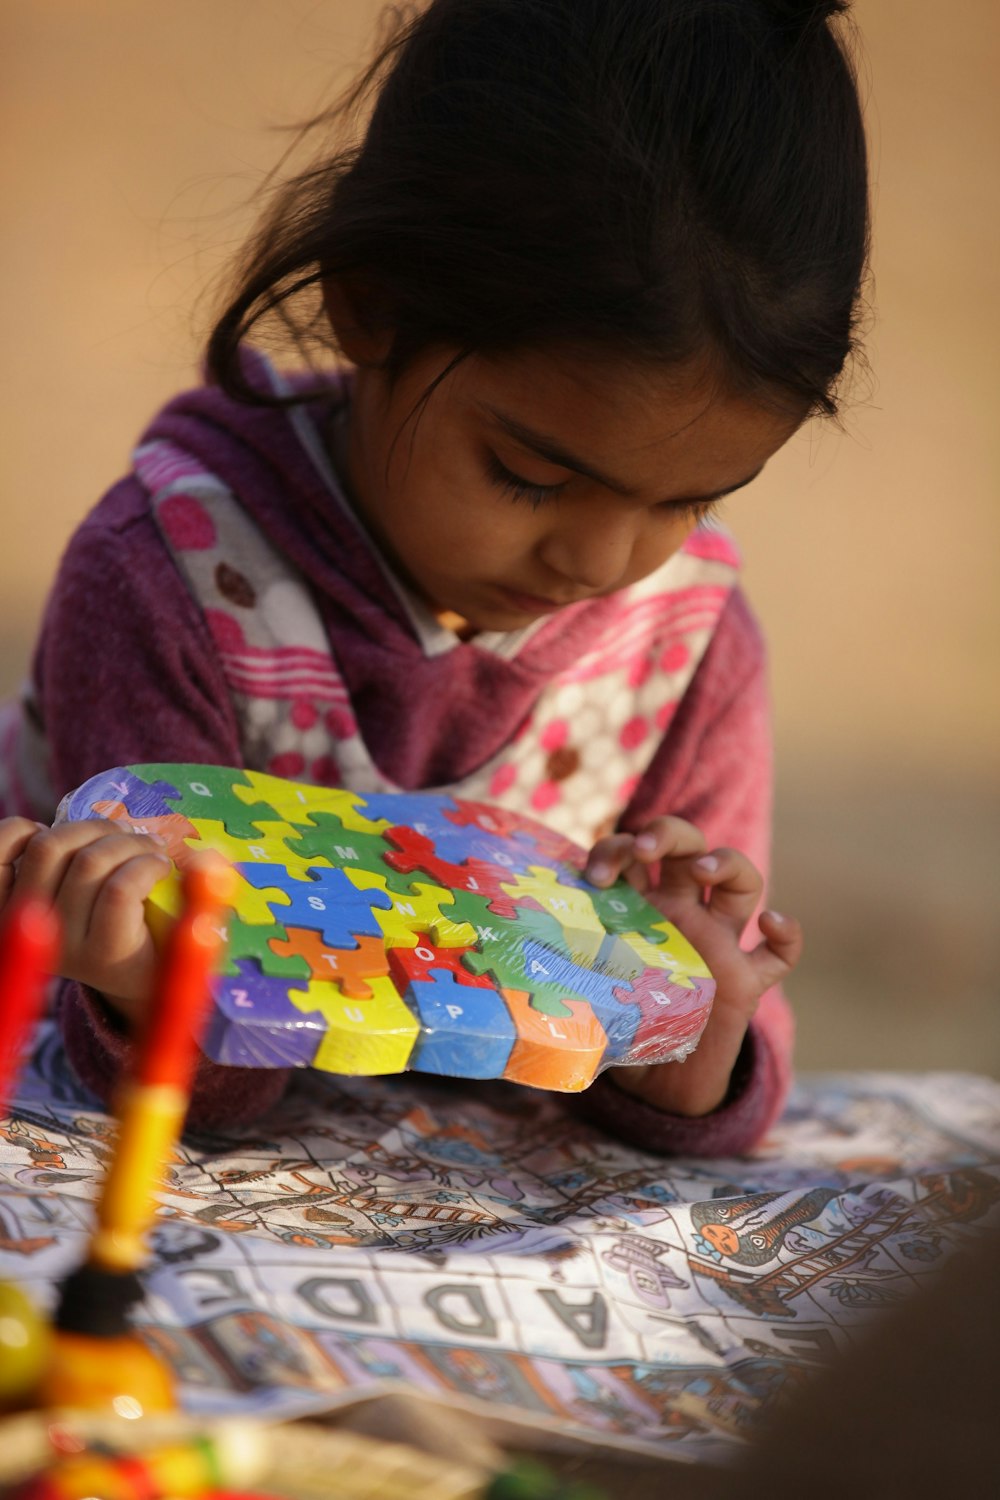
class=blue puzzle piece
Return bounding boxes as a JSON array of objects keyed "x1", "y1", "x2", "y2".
[
  {"x1": 403, "y1": 968, "x2": 517, "y2": 1079},
  {"x1": 521, "y1": 941, "x2": 640, "y2": 1058},
  {"x1": 404, "y1": 823, "x2": 554, "y2": 880},
  {"x1": 364, "y1": 794, "x2": 574, "y2": 882},
  {"x1": 239, "y1": 863, "x2": 392, "y2": 949},
  {"x1": 206, "y1": 960, "x2": 324, "y2": 1068},
  {"x1": 357, "y1": 792, "x2": 553, "y2": 876},
  {"x1": 360, "y1": 792, "x2": 467, "y2": 843}
]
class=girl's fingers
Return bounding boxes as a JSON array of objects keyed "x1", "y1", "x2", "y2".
[
  {"x1": 0, "y1": 816, "x2": 47, "y2": 861},
  {"x1": 16, "y1": 824, "x2": 168, "y2": 968},
  {"x1": 585, "y1": 832, "x2": 643, "y2": 887},
  {"x1": 85, "y1": 853, "x2": 175, "y2": 1002},
  {"x1": 13, "y1": 821, "x2": 117, "y2": 904},
  {"x1": 87, "y1": 852, "x2": 176, "y2": 946},
  {"x1": 16, "y1": 821, "x2": 164, "y2": 905},
  {"x1": 632, "y1": 816, "x2": 706, "y2": 862},
  {"x1": 55, "y1": 834, "x2": 171, "y2": 950},
  {"x1": 746, "y1": 909, "x2": 804, "y2": 990},
  {"x1": 0, "y1": 817, "x2": 47, "y2": 901},
  {"x1": 689, "y1": 846, "x2": 763, "y2": 932},
  {"x1": 0, "y1": 816, "x2": 174, "y2": 1006},
  {"x1": 586, "y1": 817, "x2": 705, "y2": 887}
]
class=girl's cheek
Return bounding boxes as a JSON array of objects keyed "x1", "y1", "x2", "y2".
[{"x1": 629, "y1": 518, "x2": 692, "y2": 584}]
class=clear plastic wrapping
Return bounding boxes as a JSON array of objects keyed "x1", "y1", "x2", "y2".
[{"x1": 58, "y1": 764, "x2": 714, "y2": 1091}]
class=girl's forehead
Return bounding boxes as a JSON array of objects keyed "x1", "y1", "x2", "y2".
[{"x1": 453, "y1": 347, "x2": 803, "y2": 489}]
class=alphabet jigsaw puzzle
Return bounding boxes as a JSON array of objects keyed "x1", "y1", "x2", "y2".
[{"x1": 58, "y1": 764, "x2": 715, "y2": 1089}]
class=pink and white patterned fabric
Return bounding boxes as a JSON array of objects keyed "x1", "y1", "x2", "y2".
[{"x1": 136, "y1": 437, "x2": 741, "y2": 849}]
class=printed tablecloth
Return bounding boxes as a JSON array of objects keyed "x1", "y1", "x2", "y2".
[{"x1": 2, "y1": 1024, "x2": 998, "y2": 1466}]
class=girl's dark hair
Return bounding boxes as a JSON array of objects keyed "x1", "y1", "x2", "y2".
[{"x1": 207, "y1": 0, "x2": 870, "y2": 417}]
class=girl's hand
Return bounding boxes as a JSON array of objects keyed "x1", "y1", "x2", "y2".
[
  {"x1": 0, "y1": 816, "x2": 173, "y2": 1026},
  {"x1": 586, "y1": 816, "x2": 802, "y2": 1117}
]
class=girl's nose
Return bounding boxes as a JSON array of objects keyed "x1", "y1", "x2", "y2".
[{"x1": 538, "y1": 511, "x2": 637, "y2": 594}]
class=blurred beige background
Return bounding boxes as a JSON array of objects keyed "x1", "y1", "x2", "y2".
[{"x1": 1, "y1": 1, "x2": 997, "y2": 1076}]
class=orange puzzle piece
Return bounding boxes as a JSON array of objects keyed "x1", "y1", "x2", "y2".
[
  {"x1": 500, "y1": 987, "x2": 607, "y2": 1092},
  {"x1": 269, "y1": 929, "x2": 390, "y2": 1000}
]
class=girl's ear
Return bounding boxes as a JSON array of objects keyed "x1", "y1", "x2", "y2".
[{"x1": 322, "y1": 276, "x2": 394, "y2": 366}]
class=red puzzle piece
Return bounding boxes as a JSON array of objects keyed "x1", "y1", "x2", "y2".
[
  {"x1": 382, "y1": 826, "x2": 520, "y2": 919},
  {"x1": 387, "y1": 936, "x2": 494, "y2": 992},
  {"x1": 613, "y1": 970, "x2": 714, "y2": 1062}
]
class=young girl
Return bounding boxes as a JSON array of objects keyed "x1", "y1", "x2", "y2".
[{"x1": 0, "y1": 0, "x2": 868, "y2": 1151}]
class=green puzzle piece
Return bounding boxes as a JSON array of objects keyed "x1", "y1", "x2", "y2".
[
  {"x1": 131, "y1": 763, "x2": 281, "y2": 842},
  {"x1": 430, "y1": 889, "x2": 572, "y2": 1017},
  {"x1": 278, "y1": 810, "x2": 427, "y2": 898},
  {"x1": 222, "y1": 913, "x2": 312, "y2": 981},
  {"x1": 588, "y1": 880, "x2": 668, "y2": 943},
  {"x1": 460, "y1": 940, "x2": 575, "y2": 1019},
  {"x1": 432, "y1": 886, "x2": 518, "y2": 944}
]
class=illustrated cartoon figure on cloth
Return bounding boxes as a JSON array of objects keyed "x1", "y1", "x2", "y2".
[{"x1": 58, "y1": 764, "x2": 715, "y2": 1088}]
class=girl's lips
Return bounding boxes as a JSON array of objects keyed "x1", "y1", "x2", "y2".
[{"x1": 496, "y1": 585, "x2": 580, "y2": 615}]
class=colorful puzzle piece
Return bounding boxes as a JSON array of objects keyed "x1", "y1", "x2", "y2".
[
  {"x1": 271, "y1": 928, "x2": 389, "y2": 1000},
  {"x1": 387, "y1": 939, "x2": 494, "y2": 992},
  {"x1": 135, "y1": 764, "x2": 283, "y2": 840},
  {"x1": 92, "y1": 801, "x2": 199, "y2": 861},
  {"x1": 404, "y1": 968, "x2": 517, "y2": 1079},
  {"x1": 269, "y1": 811, "x2": 400, "y2": 887},
  {"x1": 206, "y1": 960, "x2": 324, "y2": 1069},
  {"x1": 498, "y1": 866, "x2": 607, "y2": 964},
  {"x1": 56, "y1": 764, "x2": 716, "y2": 1091},
  {"x1": 289, "y1": 974, "x2": 420, "y2": 1075},
  {"x1": 224, "y1": 913, "x2": 312, "y2": 981},
  {"x1": 345, "y1": 870, "x2": 477, "y2": 950},
  {"x1": 614, "y1": 970, "x2": 715, "y2": 1063},
  {"x1": 241, "y1": 863, "x2": 391, "y2": 949},
  {"x1": 500, "y1": 987, "x2": 608, "y2": 1092},
  {"x1": 383, "y1": 826, "x2": 520, "y2": 918}
]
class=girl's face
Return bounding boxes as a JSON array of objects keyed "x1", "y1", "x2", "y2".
[{"x1": 340, "y1": 346, "x2": 801, "y2": 633}]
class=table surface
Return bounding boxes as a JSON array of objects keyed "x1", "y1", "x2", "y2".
[{"x1": 2, "y1": 1024, "x2": 999, "y2": 1468}]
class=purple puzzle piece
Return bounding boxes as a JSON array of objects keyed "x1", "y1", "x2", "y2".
[
  {"x1": 205, "y1": 960, "x2": 325, "y2": 1068},
  {"x1": 57, "y1": 766, "x2": 183, "y2": 823}
]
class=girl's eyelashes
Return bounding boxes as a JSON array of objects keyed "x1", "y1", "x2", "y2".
[
  {"x1": 657, "y1": 497, "x2": 720, "y2": 524},
  {"x1": 485, "y1": 452, "x2": 566, "y2": 509},
  {"x1": 486, "y1": 450, "x2": 721, "y2": 524}
]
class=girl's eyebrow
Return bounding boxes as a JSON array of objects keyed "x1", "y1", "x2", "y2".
[{"x1": 481, "y1": 404, "x2": 763, "y2": 503}]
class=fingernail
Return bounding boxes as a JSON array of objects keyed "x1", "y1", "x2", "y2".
[
  {"x1": 694, "y1": 855, "x2": 719, "y2": 873},
  {"x1": 635, "y1": 833, "x2": 657, "y2": 854},
  {"x1": 587, "y1": 862, "x2": 614, "y2": 885},
  {"x1": 763, "y1": 908, "x2": 785, "y2": 924}
]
